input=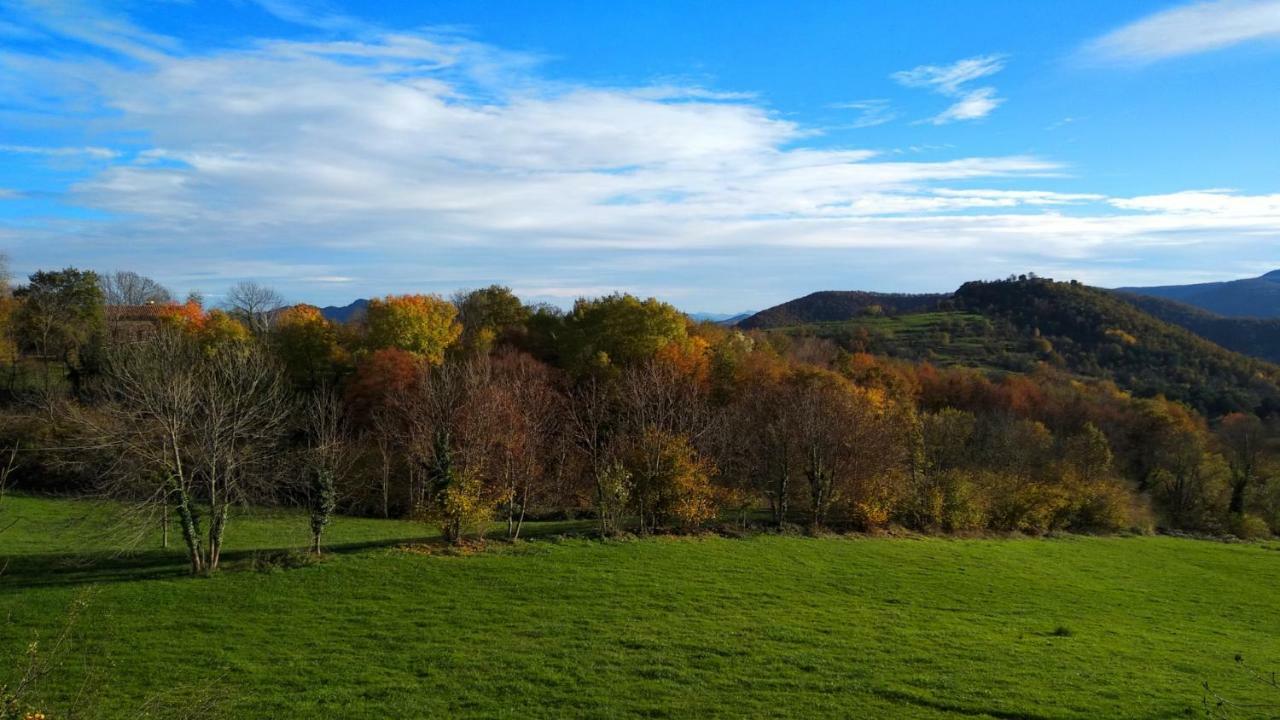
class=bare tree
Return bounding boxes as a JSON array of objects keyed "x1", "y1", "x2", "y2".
[
  {"x1": 224, "y1": 281, "x2": 284, "y2": 335},
  {"x1": 395, "y1": 357, "x2": 493, "y2": 543},
  {"x1": 303, "y1": 386, "x2": 355, "y2": 555},
  {"x1": 368, "y1": 407, "x2": 403, "y2": 519},
  {"x1": 100, "y1": 270, "x2": 173, "y2": 306},
  {"x1": 66, "y1": 329, "x2": 203, "y2": 568},
  {"x1": 487, "y1": 351, "x2": 563, "y2": 540},
  {"x1": 724, "y1": 381, "x2": 798, "y2": 527},
  {"x1": 71, "y1": 329, "x2": 292, "y2": 573},
  {"x1": 567, "y1": 375, "x2": 622, "y2": 535},
  {"x1": 192, "y1": 343, "x2": 294, "y2": 569}
]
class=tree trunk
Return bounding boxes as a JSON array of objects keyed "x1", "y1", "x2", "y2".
[
  {"x1": 207, "y1": 504, "x2": 228, "y2": 573},
  {"x1": 170, "y1": 484, "x2": 203, "y2": 575},
  {"x1": 513, "y1": 480, "x2": 530, "y2": 541}
]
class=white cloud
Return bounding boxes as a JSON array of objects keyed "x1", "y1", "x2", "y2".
[
  {"x1": 1083, "y1": 0, "x2": 1280, "y2": 64},
  {"x1": 0, "y1": 144, "x2": 120, "y2": 159},
  {"x1": 892, "y1": 54, "x2": 1006, "y2": 94},
  {"x1": 832, "y1": 99, "x2": 897, "y2": 128},
  {"x1": 929, "y1": 88, "x2": 1004, "y2": 125},
  {"x1": 892, "y1": 55, "x2": 1006, "y2": 123},
  {"x1": 1, "y1": 8, "x2": 1279, "y2": 305}
]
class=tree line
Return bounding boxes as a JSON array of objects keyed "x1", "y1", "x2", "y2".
[{"x1": 1, "y1": 258, "x2": 1278, "y2": 574}]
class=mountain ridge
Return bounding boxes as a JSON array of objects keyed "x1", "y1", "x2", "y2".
[{"x1": 1118, "y1": 270, "x2": 1280, "y2": 318}]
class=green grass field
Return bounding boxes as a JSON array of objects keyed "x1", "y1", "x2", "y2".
[{"x1": 3, "y1": 494, "x2": 1279, "y2": 719}]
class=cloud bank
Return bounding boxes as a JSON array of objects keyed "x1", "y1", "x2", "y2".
[{"x1": 0, "y1": 6, "x2": 1278, "y2": 307}]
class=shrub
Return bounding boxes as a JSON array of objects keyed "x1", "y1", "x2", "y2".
[
  {"x1": 1230, "y1": 513, "x2": 1272, "y2": 541},
  {"x1": 1066, "y1": 479, "x2": 1134, "y2": 532},
  {"x1": 984, "y1": 474, "x2": 1070, "y2": 535},
  {"x1": 941, "y1": 471, "x2": 988, "y2": 532}
]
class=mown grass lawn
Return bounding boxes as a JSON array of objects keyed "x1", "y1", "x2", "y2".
[{"x1": 2, "y1": 494, "x2": 1278, "y2": 719}]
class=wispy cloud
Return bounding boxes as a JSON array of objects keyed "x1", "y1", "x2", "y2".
[
  {"x1": 831, "y1": 99, "x2": 897, "y2": 128},
  {"x1": 892, "y1": 55, "x2": 1006, "y2": 94},
  {"x1": 0, "y1": 144, "x2": 120, "y2": 159},
  {"x1": 892, "y1": 55, "x2": 1006, "y2": 124},
  {"x1": 1082, "y1": 0, "x2": 1280, "y2": 64},
  {"x1": 249, "y1": 0, "x2": 373, "y2": 33}
]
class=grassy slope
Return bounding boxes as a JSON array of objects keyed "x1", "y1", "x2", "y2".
[
  {"x1": 3, "y1": 495, "x2": 1280, "y2": 719},
  {"x1": 766, "y1": 311, "x2": 1034, "y2": 369}
]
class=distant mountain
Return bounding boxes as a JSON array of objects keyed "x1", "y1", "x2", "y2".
[
  {"x1": 1112, "y1": 292, "x2": 1280, "y2": 364},
  {"x1": 688, "y1": 311, "x2": 756, "y2": 325},
  {"x1": 1118, "y1": 270, "x2": 1280, "y2": 317},
  {"x1": 319, "y1": 299, "x2": 369, "y2": 324},
  {"x1": 720, "y1": 312, "x2": 754, "y2": 326},
  {"x1": 737, "y1": 291, "x2": 948, "y2": 330}
]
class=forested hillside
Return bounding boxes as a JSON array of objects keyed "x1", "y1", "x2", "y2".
[
  {"x1": 737, "y1": 291, "x2": 947, "y2": 329},
  {"x1": 1114, "y1": 292, "x2": 1280, "y2": 364},
  {"x1": 743, "y1": 277, "x2": 1280, "y2": 416},
  {"x1": 953, "y1": 278, "x2": 1280, "y2": 416}
]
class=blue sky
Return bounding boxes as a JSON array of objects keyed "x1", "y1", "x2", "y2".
[{"x1": 1, "y1": 0, "x2": 1279, "y2": 311}]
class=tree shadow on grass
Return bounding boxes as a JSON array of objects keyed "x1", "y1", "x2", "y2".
[
  {"x1": 0, "y1": 519, "x2": 599, "y2": 591},
  {"x1": 0, "y1": 536, "x2": 437, "y2": 591}
]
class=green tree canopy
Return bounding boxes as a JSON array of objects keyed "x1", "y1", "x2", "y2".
[
  {"x1": 560, "y1": 294, "x2": 688, "y2": 373},
  {"x1": 14, "y1": 268, "x2": 106, "y2": 384}
]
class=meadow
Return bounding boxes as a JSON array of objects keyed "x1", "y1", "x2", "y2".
[{"x1": 3, "y1": 494, "x2": 1279, "y2": 719}]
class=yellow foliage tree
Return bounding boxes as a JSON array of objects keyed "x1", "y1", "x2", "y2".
[{"x1": 364, "y1": 294, "x2": 461, "y2": 365}]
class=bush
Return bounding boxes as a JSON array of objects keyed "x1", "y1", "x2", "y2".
[
  {"x1": 1066, "y1": 479, "x2": 1134, "y2": 532},
  {"x1": 983, "y1": 473, "x2": 1070, "y2": 534},
  {"x1": 1230, "y1": 513, "x2": 1272, "y2": 541},
  {"x1": 942, "y1": 473, "x2": 988, "y2": 532}
]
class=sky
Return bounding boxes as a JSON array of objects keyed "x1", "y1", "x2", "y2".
[{"x1": 1, "y1": 0, "x2": 1279, "y2": 312}]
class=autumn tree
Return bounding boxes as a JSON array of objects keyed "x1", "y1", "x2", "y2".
[
  {"x1": 73, "y1": 329, "x2": 204, "y2": 572},
  {"x1": 344, "y1": 348, "x2": 420, "y2": 426},
  {"x1": 454, "y1": 285, "x2": 530, "y2": 356},
  {"x1": 1218, "y1": 412, "x2": 1265, "y2": 515},
  {"x1": 272, "y1": 304, "x2": 342, "y2": 390},
  {"x1": 783, "y1": 370, "x2": 902, "y2": 531},
  {"x1": 625, "y1": 427, "x2": 718, "y2": 532},
  {"x1": 485, "y1": 351, "x2": 563, "y2": 540},
  {"x1": 195, "y1": 309, "x2": 252, "y2": 352},
  {"x1": 364, "y1": 294, "x2": 462, "y2": 364},
  {"x1": 724, "y1": 379, "x2": 798, "y2": 526},
  {"x1": 396, "y1": 358, "x2": 491, "y2": 543}
]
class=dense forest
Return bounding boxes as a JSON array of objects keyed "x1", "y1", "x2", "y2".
[
  {"x1": 2, "y1": 261, "x2": 1279, "y2": 577},
  {"x1": 1115, "y1": 291, "x2": 1280, "y2": 364}
]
